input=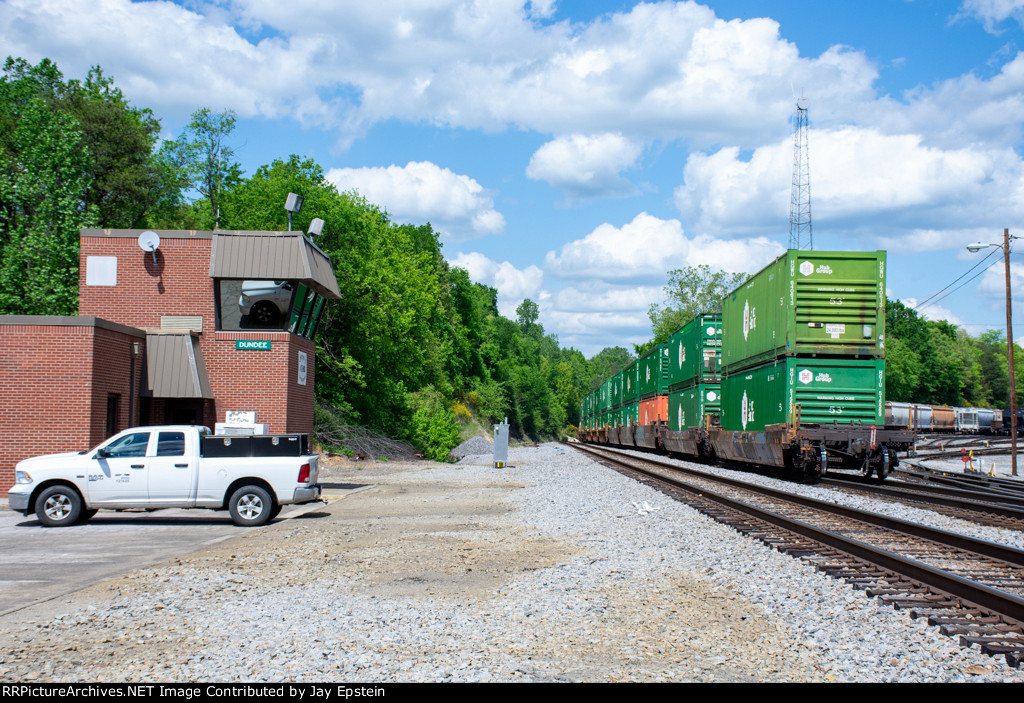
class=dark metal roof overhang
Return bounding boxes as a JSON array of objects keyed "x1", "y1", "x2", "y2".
[
  {"x1": 142, "y1": 331, "x2": 213, "y2": 399},
  {"x1": 209, "y1": 232, "x2": 341, "y2": 300}
]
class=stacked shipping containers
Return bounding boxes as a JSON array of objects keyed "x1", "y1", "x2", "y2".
[
  {"x1": 636, "y1": 344, "x2": 670, "y2": 424},
  {"x1": 667, "y1": 314, "x2": 722, "y2": 431},
  {"x1": 621, "y1": 361, "x2": 639, "y2": 427},
  {"x1": 598, "y1": 378, "x2": 611, "y2": 429},
  {"x1": 610, "y1": 369, "x2": 623, "y2": 423},
  {"x1": 720, "y1": 250, "x2": 887, "y2": 431}
]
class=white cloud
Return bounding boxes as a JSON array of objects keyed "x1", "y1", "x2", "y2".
[
  {"x1": 544, "y1": 212, "x2": 783, "y2": 282},
  {"x1": 976, "y1": 261, "x2": 1024, "y2": 326},
  {"x1": 544, "y1": 283, "x2": 663, "y2": 353},
  {"x1": 526, "y1": 133, "x2": 642, "y2": 197},
  {"x1": 959, "y1": 0, "x2": 1024, "y2": 31},
  {"x1": 7, "y1": 0, "x2": 1022, "y2": 178},
  {"x1": 900, "y1": 298, "x2": 967, "y2": 328},
  {"x1": 877, "y1": 53, "x2": 1024, "y2": 148},
  {"x1": 544, "y1": 309, "x2": 653, "y2": 355},
  {"x1": 447, "y1": 251, "x2": 544, "y2": 317},
  {"x1": 541, "y1": 213, "x2": 782, "y2": 354},
  {"x1": 527, "y1": 0, "x2": 558, "y2": 20},
  {"x1": 674, "y1": 127, "x2": 1024, "y2": 246},
  {"x1": 0, "y1": 0, "x2": 331, "y2": 123},
  {"x1": 326, "y1": 161, "x2": 505, "y2": 241},
  {"x1": 0, "y1": 0, "x2": 879, "y2": 147},
  {"x1": 551, "y1": 284, "x2": 664, "y2": 314}
]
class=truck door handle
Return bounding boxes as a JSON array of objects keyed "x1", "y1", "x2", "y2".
[
  {"x1": 131, "y1": 464, "x2": 144, "y2": 469},
  {"x1": 175, "y1": 464, "x2": 188, "y2": 468}
]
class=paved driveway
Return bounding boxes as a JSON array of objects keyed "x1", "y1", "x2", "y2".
[{"x1": 0, "y1": 493, "x2": 355, "y2": 615}]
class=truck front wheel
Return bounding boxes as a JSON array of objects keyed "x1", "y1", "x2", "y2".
[
  {"x1": 35, "y1": 486, "x2": 83, "y2": 527},
  {"x1": 228, "y1": 485, "x2": 273, "y2": 527}
]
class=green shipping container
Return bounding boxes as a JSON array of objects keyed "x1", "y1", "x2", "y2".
[
  {"x1": 668, "y1": 314, "x2": 722, "y2": 390},
  {"x1": 722, "y1": 250, "x2": 886, "y2": 373},
  {"x1": 599, "y1": 379, "x2": 612, "y2": 412},
  {"x1": 637, "y1": 344, "x2": 671, "y2": 399},
  {"x1": 622, "y1": 361, "x2": 639, "y2": 404},
  {"x1": 610, "y1": 370, "x2": 623, "y2": 409},
  {"x1": 721, "y1": 357, "x2": 884, "y2": 432},
  {"x1": 622, "y1": 402, "x2": 638, "y2": 426},
  {"x1": 668, "y1": 383, "x2": 722, "y2": 431}
]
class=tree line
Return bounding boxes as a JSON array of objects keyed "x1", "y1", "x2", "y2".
[{"x1": 0, "y1": 57, "x2": 623, "y2": 460}]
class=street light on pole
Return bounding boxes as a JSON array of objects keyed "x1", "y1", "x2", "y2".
[{"x1": 967, "y1": 228, "x2": 1019, "y2": 476}]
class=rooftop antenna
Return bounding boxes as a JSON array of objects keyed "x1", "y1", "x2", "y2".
[
  {"x1": 138, "y1": 230, "x2": 161, "y2": 266},
  {"x1": 789, "y1": 95, "x2": 812, "y2": 250}
]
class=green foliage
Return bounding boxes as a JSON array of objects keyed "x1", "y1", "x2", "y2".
[
  {"x1": 883, "y1": 298, "x2": 1017, "y2": 408},
  {"x1": 67, "y1": 66, "x2": 167, "y2": 228},
  {"x1": 0, "y1": 57, "x2": 181, "y2": 313},
  {"x1": 407, "y1": 386, "x2": 461, "y2": 461},
  {"x1": 0, "y1": 79, "x2": 92, "y2": 314},
  {"x1": 474, "y1": 377, "x2": 510, "y2": 426},
  {"x1": 157, "y1": 108, "x2": 241, "y2": 228},
  {"x1": 646, "y1": 265, "x2": 747, "y2": 348},
  {"x1": 884, "y1": 336, "x2": 921, "y2": 402},
  {"x1": 587, "y1": 346, "x2": 635, "y2": 391},
  {"x1": 516, "y1": 298, "x2": 539, "y2": 330}
]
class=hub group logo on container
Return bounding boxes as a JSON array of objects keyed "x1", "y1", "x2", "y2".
[
  {"x1": 742, "y1": 300, "x2": 756, "y2": 341},
  {"x1": 798, "y1": 369, "x2": 814, "y2": 384}
]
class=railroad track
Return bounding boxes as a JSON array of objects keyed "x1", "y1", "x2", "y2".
[
  {"x1": 570, "y1": 442, "x2": 1024, "y2": 667},
  {"x1": 821, "y1": 473, "x2": 1024, "y2": 530},
  {"x1": 896, "y1": 464, "x2": 1024, "y2": 498}
]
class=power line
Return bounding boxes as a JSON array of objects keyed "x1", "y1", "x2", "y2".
[
  {"x1": 917, "y1": 258, "x2": 1003, "y2": 312},
  {"x1": 912, "y1": 247, "x2": 1000, "y2": 312}
]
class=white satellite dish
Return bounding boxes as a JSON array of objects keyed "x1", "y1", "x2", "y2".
[{"x1": 138, "y1": 230, "x2": 161, "y2": 265}]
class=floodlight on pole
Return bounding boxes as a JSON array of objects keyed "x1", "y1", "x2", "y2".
[
  {"x1": 284, "y1": 192, "x2": 304, "y2": 231},
  {"x1": 308, "y1": 218, "x2": 324, "y2": 237}
]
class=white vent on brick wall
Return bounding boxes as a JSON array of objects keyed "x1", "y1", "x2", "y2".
[{"x1": 161, "y1": 315, "x2": 203, "y2": 333}]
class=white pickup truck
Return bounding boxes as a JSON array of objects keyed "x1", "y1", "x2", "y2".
[{"x1": 7, "y1": 425, "x2": 321, "y2": 527}]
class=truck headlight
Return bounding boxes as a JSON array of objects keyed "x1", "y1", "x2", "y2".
[{"x1": 15, "y1": 471, "x2": 32, "y2": 484}]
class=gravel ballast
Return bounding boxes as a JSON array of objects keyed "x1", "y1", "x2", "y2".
[{"x1": 1, "y1": 444, "x2": 1022, "y2": 683}]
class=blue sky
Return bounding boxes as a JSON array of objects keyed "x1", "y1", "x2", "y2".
[{"x1": 2, "y1": 0, "x2": 1023, "y2": 356}]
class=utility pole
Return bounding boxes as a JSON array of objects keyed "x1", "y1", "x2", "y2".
[
  {"x1": 1004, "y1": 228, "x2": 1018, "y2": 476},
  {"x1": 967, "y1": 229, "x2": 1018, "y2": 474}
]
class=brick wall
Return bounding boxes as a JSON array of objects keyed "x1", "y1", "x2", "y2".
[
  {"x1": 79, "y1": 235, "x2": 215, "y2": 330},
  {"x1": 0, "y1": 318, "x2": 145, "y2": 494},
  {"x1": 205, "y1": 332, "x2": 315, "y2": 433}
]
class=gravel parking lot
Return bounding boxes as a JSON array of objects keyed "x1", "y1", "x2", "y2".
[{"x1": 0, "y1": 444, "x2": 1021, "y2": 683}]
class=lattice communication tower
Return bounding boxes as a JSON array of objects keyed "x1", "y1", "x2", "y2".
[{"x1": 789, "y1": 98, "x2": 812, "y2": 250}]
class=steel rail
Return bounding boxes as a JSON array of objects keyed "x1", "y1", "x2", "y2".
[
  {"x1": 580, "y1": 444, "x2": 1024, "y2": 567},
  {"x1": 821, "y1": 475, "x2": 1024, "y2": 519},
  {"x1": 899, "y1": 464, "x2": 1024, "y2": 496},
  {"x1": 572, "y1": 442, "x2": 1024, "y2": 625}
]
